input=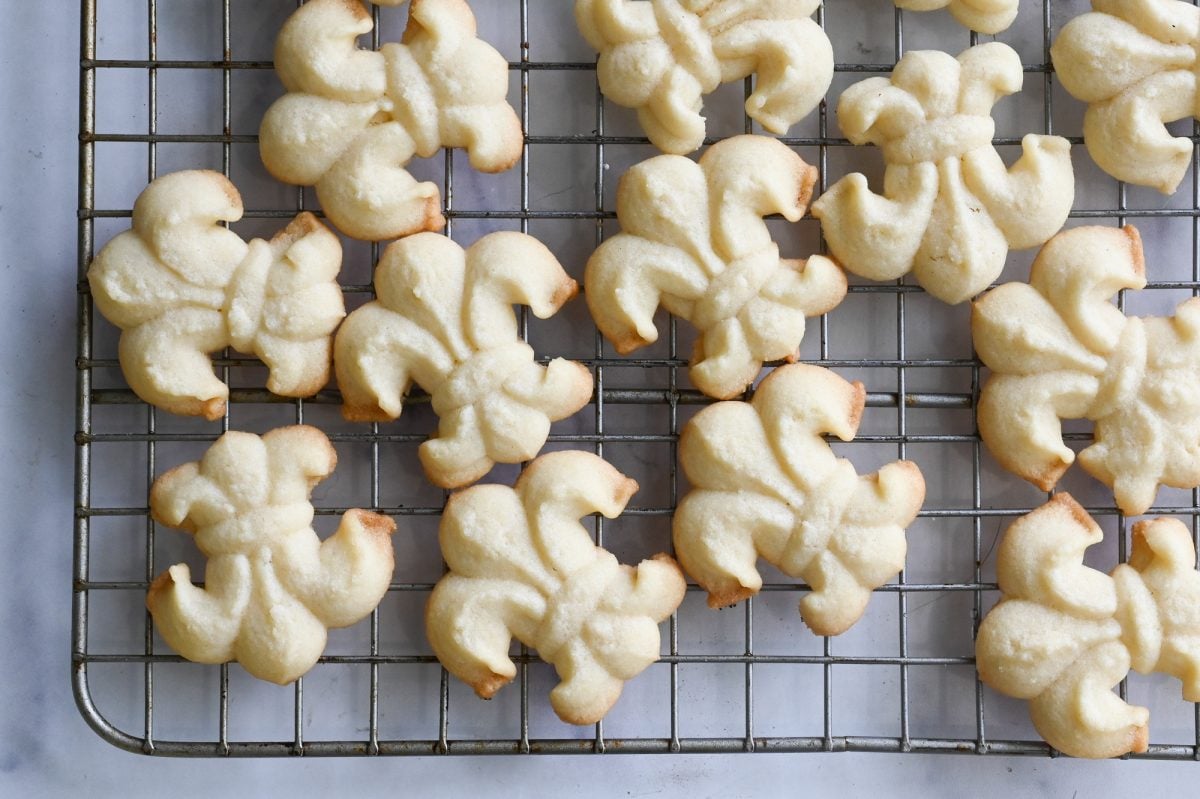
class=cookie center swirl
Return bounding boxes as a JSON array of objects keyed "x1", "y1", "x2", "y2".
[
  {"x1": 431, "y1": 341, "x2": 537, "y2": 416},
  {"x1": 777, "y1": 462, "x2": 859, "y2": 577},
  {"x1": 1087, "y1": 318, "x2": 1146, "y2": 420},
  {"x1": 224, "y1": 238, "x2": 272, "y2": 353},
  {"x1": 535, "y1": 551, "x2": 622, "y2": 663},
  {"x1": 382, "y1": 42, "x2": 440, "y2": 159},
  {"x1": 691, "y1": 246, "x2": 778, "y2": 331},
  {"x1": 655, "y1": 0, "x2": 722, "y2": 92},
  {"x1": 1112, "y1": 563, "x2": 1162, "y2": 675},
  {"x1": 880, "y1": 116, "x2": 995, "y2": 165},
  {"x1": 196, "y1": 501, "x2": 316, "y2": 556}
]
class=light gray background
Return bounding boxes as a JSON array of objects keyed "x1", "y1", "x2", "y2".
[{"x1": 3, "y1": 0, "x2": 1198, "y2": 795}]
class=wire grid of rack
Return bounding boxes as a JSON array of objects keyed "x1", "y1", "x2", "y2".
[{"x1": 73, "y1": 0, "x2": 1200, "y2": 758}]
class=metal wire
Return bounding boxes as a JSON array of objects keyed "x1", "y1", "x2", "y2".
[{"x1": 73, "y1": 0, "x2": 1200, "y2": 758}]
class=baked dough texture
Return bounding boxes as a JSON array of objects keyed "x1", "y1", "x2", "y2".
[
  {"x1": 811, "y1": 42, "x2": 1074, "y2": 305},
  {"x1": 335, "y1": 231, "x2": 593, "y2": 488},
  {"x1": 148, "y1": 426, "x2": 397, "y2": 685},
  {"x1": 259, "y1": 0, "x2": 522, "y2": 241},
  {"x1": 674, "y1": 364, "x2": 925, "y2": 636},
  {"x1": 976, "y1": 493, "x2": 1200, "y2": 758},
  {"x1": 426, "y1": 451, "x2": 686, "y2": 725},
  {"x1": 574, "y1": 0, "x2": 833, "y2": 154},
  {"x1": 894, "y1": 0, "x2": 1019, "y2": 33},
  {"x1": 585, "y1": 135, "x2": 846, "y2": 400},
  {"x1": 87, "y1": 170, "x2": 345, "y2": 420},
  {"x1": 973, "y1": 225, "x2": 1200, "y2": 516},
  {"x1": 1051, "y1": 0, "x2": 1200, "y2": 194}
]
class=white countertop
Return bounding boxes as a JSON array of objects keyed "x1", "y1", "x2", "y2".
[{"x1": 4, "y1": 1, "x2": 1200, "y2": 795}]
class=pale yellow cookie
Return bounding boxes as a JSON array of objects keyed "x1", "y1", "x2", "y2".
[
  {"x1": 148, "y1": 426, "x2": 396, "y2": 685},
  {"x1": 575, "y1": 0, "x2": 833, "y2": 154},
  {"x1": 976, "y1": 493, "x2": 1200, "y2": 758},
  {"x1": 87, "y1": 170, "x2": 344, "y2": 420},
  {"x1": 1051, "y1": 0, "x2": 1200, "y2": 194},
  {"x1": 973, "y1": 224, "x2": 1200, "y2": 515},
  {"x1": 674, "y1": 363, "x2": 925, "y2": 636},
  {"x1": 894, "y1": 0, "x2": 1019, "y2": 33},
  {"x1": 335, "y1": 231, "x2": 593, "y2": 488},
  {"x1": 426, "y1": 450, "x2": 686, "y2": 725},
  {"x1": 585, "y1": 135, "x2": 846, "y2": 400},
  {"x1": 811, "y1": 42, "x2": 1074, "y2": 305},
  {"x1": 260, "y1": 0, "x2": 522, "y2": 240}
]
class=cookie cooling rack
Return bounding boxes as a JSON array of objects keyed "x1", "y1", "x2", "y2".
[{"x1": 74, "y1": 0, "x2": 1200, "y2": 758}]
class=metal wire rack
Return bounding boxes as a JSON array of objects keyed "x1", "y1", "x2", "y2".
[{"x1": 74, "y1": 0, "x2": 1200, "y2": 758}]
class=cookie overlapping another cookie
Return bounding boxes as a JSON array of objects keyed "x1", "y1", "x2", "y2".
[
  {"x1": 1051, "y1": 0, "x2": 1200, "y2": 194},
  {"x1": 674, "y1": 364, "x2": 925, "y2": 635},
  {"x1": 148, "y1": 426, "x2": 396, "y2": 685},
  {"x1": 575, "y1": 0, "x2": 833, "y2": 154},
  {"x1": 87, "y1": 170, "x2": 345, "y2": 420},
  {"x1": 973, "y1": 225, "x2": 1200, "y2": 515},
  {"x1": 585, "y1": 135, "x2": 846, "y2": 400},
  {"x1": 426, "y1": 451, "x2": 686, "y2": 725},
  {"x1": 811, "y1": 42, "x2": 1074, "y2": 304},
  {"x1": 260, "y1": 0, "x2": 522, "y2": 240},
  {"x1": 976, "y1": 493, "x2": 1200, "y2": 758},
  {"x1": 335, "y1": 231, "x2": 593, "y2": 488}
]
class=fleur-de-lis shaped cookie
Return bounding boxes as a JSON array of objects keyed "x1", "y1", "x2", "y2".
[
  {"x1": 894, "y1": 0, "x2": 1019, "y2": 33},
  {"x1": 575, "y1": 0, "x2": 834, "y2": 154},
  {"x1": 87, "y1": 170, "x2": 345, "y2": 420},
  {"x1": 148, "y1": 426, "x2": 397, "y2": 685},
  {"x1": 674, "y1": 364, "x2": 925, "y2": 635},
  {"x1": 1052, "y1": 0, "x2": 1200, "y2": 194},
  {"x1": 585, "y1": 135, "x2": 846, "y2": 400},
  {"x1": 259, "y1": 0, "x2": 522, "y2": 241},
  {"x1": 335, "y1": 232, "x2": 593, "y2": 488},
  {"x1": 976, "y1": 493, "x2": 1200, "y2": 758},
  {"x1": 974, "y1": 225, "x2": 1200, "y2": 516},
  {"x1": 426, "y1": 451, "x2": 686, "y2": 725},
  {"x1": 811, "y1": 42, "x2": 1074, "y2": 305}
]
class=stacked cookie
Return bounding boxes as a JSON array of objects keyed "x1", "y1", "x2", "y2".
[{"x1": 84, "y1": 0, "x2": 1200, "y2": 753}]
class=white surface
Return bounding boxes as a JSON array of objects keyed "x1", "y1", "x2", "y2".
[{"x1": 4, "y1": 0, "x2": 1200, "y2": 795}]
